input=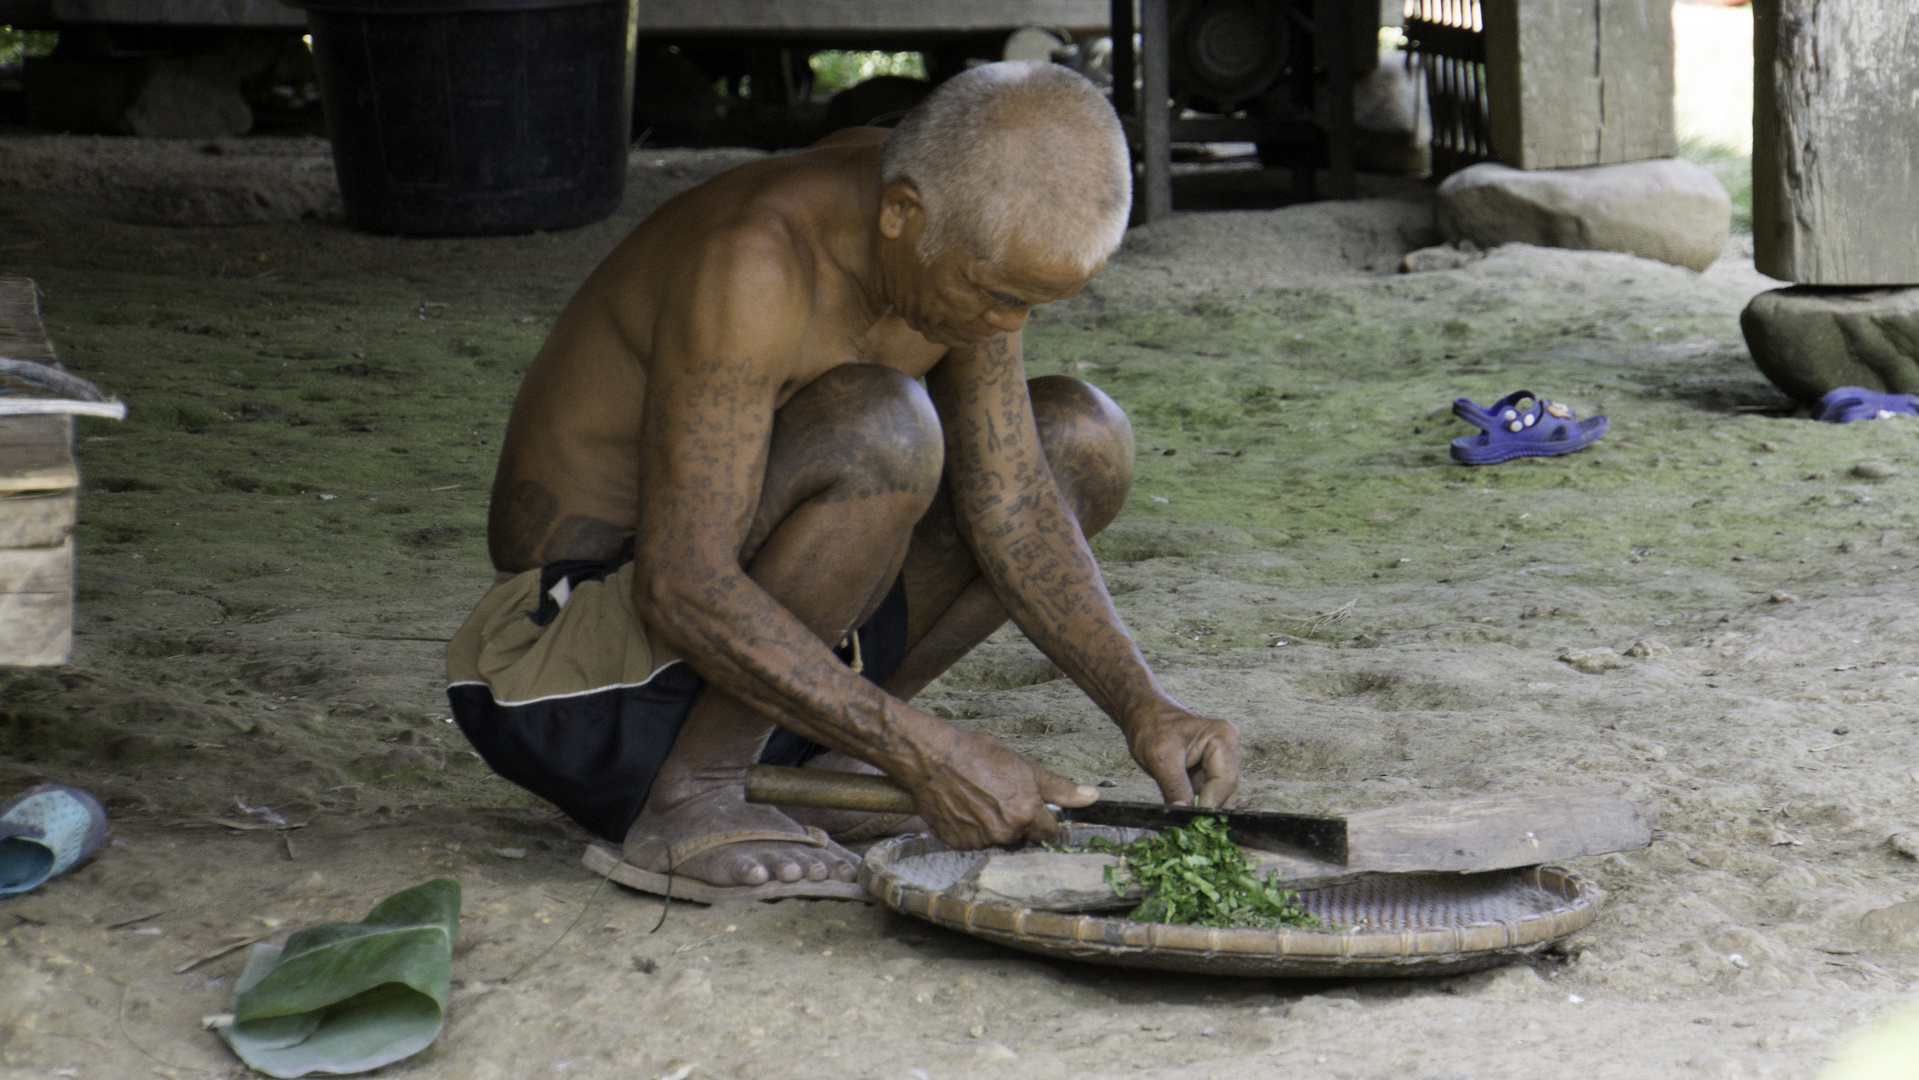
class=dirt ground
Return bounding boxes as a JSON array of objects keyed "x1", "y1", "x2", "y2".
[{"x1": 1, "y1": 135, "x2": 1915, "y2": 1080}]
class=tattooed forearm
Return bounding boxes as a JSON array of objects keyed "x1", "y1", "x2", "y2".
[{"x1": 932, "y1": 334, "x2": 1170, "y2": 731}]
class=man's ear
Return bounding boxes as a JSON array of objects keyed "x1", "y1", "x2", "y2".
[{"x1": 878, "y1": 180, "x2": 925, "y2": 242}]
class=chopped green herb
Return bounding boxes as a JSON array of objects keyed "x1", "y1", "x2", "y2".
[{"x1": 1083, "y1": 816, "x2": 1319, "y2": 929}]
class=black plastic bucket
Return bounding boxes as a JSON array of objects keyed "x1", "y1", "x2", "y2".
[{"x1": 293, "y1": 0, "x2": 636, "y2": 235}]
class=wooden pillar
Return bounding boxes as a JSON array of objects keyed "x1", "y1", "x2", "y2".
[
  {"x1": 1110, "y1": 0, "x2": 1136, "y2": 117},
  {"x1": 1139, "y1": 0, "x2": 1173, "y2": 222},
  {"x1": 1752, "y1": 0, "x2": 1919, "y2": 285},
  {"x1": 1482, "y1": 0, "x2": 1675, "y2": 170},
  {"x1": 1319, "y1": 0, "x2": 1358, "y2": 198}
]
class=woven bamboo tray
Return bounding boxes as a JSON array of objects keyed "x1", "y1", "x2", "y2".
[{"x1": 860, "y1": 827, "x2": 1603, "y2": 977}]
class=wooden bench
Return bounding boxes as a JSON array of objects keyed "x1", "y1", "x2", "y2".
[{"x1": 0, "y1": 277, "x2": 122, "y2": 667}]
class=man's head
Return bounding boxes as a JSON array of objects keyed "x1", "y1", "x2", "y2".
[{"x1": 880, "y1": 61, "x2": 1130, "y2": 278}]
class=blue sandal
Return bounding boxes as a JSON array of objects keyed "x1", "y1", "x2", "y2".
[
  {"x1": 1451, "y1": 391, "x2": 1608, "y2": 465},
  {"x1": 1812, "y1": 386, "x2": 1919, "y2": 423},
  {"x1": 0, "y1": 784, "x2": 108, "y2": 896}
]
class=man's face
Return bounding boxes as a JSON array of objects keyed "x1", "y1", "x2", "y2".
[
  {"x1": 905, "y1": 239, "x2": 1097, "y2": 347},
  {"x1": 876, "y1": 181, "x2": 1101, "y2": 347}
]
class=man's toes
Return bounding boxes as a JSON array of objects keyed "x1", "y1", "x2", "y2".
[
  {"x1": 768, "y1": 853, "x2": 808, "y2": 883},
  {"x1": 716, "y1": 852, "x2": 771, "y2": 886},
  {"x1": 830, "y1": 856, "x2": 859, "y2": 883}
]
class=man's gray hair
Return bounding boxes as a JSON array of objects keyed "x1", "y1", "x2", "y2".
[{"x1": 880, "y1": 61, "x2": 1131, "y2": 276}]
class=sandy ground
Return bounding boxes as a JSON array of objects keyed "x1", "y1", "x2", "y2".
[{"x1": 0, "y1": 136, "x2": 1916, "y2": 1080}]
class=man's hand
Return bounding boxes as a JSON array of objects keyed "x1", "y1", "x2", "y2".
[
  {"x1": 909, "y1": 729, "x2": 1098, "y2": 849},
  {"x1": 1126, "y1": 710, "x2": 1242, "y2": 808}
]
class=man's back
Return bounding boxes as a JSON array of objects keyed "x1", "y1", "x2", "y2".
[{"x1": 487, "y1": 130, "x2": 946, "y2": 572}]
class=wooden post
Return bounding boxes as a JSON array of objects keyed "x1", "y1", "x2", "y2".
[
  {"x1": 1482, "y1": 0, "x2": 1675, "y2": 170},
  {"x1": 1138, "y1": 0, "x2": 1173, "y2": 222},
  {"x1": 1109, "y1": 0, "x2": 1136, "y2": 117},
  {"x1": 1752, "y1": 0, "x2": 1919, "y2": 285},
  {"x1": 1319, "y1": 0, "x2": 1358, "y2": 198}
]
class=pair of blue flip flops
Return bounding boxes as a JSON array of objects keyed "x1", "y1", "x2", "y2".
[
  {"x1": 0, "y1": 784, "x2": 107, "y2": 896},
  {"x1": 1450, "y1": 391, "x2": 1609, "y2": 465},
  {"x1": 1813, "y1": 386, "x2": 1919, "y2": 423}
]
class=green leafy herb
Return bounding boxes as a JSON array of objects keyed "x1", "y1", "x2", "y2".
[{"x1": 1083, "y1": 817, "x2": 1319, "y2": 930}]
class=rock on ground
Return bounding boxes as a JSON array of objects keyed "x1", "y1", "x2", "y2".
[
  {"x1": 1437, "y1": 159, "x2": 1731, "y2": 272},
  {"x1": 1740, "y1": 285, "x2": 1919, "y2": 403}
]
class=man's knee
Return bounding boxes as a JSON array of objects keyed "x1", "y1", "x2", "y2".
[
  {"x1": 1029, "y1": 375, "x2": 1134, "y2": 536},
  {"x1": 776, "y1": 364, "x2": 944, "y2": 498}
]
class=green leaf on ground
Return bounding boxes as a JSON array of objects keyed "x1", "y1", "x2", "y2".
[{"x1": 217, "y1": 878, "x2": 460, "y2": 1078}]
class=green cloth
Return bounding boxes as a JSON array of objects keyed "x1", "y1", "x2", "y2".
[{"x1": 217, "y1": 878, "x2": 460, "y2": 1078}]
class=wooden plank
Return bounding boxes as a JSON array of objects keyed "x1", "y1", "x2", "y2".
[
  {"x1": 0, "y1": 541, "x2": 72, "y2": 667},
  {"x1": 0, "y1": 276, "x2": 57, "y2": 368},
  {"x1": 0, "y1": 415, "x2": 76, "y2": 496},
  {"x1": 47, "y1": 0, "x2": 303, "y2": 26},
  {"x1": 747, "y1": 765, "x2": 1650, "y2": 877},
  {"x1": 1753, "y1": 0, "x2": 1919, "y2": 285},
  {"x1": 633, "y1": 0, "x2": 1110, "y2": 35},
  {"x1": 1484, "y1": 0, "x2": 1674, "y2": 170},
  {"x1": 1340, "y1": 787, "x2": 1650, "y2": 873},
  {"x1": 0, "y1": 491, "x2": 75, "y2": 549}
]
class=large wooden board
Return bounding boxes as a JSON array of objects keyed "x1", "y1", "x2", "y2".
[
  {"x1": 44, "y1": 0, "x2": 304, "y2": 26},
  {"x1": 0, "y1": 541, "x2": 73, "y2": 667},
  {"x1": 634, "y1": 0, "x2": 1109, "y2": 34},
  {"x1": 1483, "y1": 0, "x2": 1675, "y2": 170},
  {"x1": 747, "y1": 766, "x2": 1652, "y2": 881},
  {"x1": 1753, "y1": 0, "x2": 1919, "y2": 285}
]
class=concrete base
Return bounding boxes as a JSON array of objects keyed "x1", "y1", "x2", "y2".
[
  {"x1": 1436, "y1": 159, "x2": 1730, "y2": 272},
  {"x1": 1741, "y1": 286, "x2": 1919, "y2": 404}
]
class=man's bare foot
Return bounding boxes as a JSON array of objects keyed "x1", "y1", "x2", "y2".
[
  {"x1": 782, "y1": 751, "x2": 928, "y2": 841},
  {"x1": 623, "y1": 781, "x2": 860, "y2": 888}
]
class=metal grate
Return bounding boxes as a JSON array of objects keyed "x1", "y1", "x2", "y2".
[{"x1": 1403, "y1": 0, "x2": 1491, "y2": 178}]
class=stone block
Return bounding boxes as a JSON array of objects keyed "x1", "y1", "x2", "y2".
[
  {"x1": 1741, "y1": 286, "x2": 1919, "y2": 403},
  {"x1": 1482, "y1": 0, "x2": 1676, "y2": 170},
  {"x1": 1753, "y1": 0, "x2": 1919, "y2": 284},
  {"x1": 1437, "y1": 159, "x2": 1730, "y2": 271}
]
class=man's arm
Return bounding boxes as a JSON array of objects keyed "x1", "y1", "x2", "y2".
[
  {"x1": 928, "y1": 331, "x2": 1241, "y2": 806},
  {"x1": 627, "y1": 232, "x2": 1088, "y2": 846}
]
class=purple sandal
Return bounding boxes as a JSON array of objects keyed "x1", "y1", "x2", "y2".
[
  {"x1": 1812, "y1": 386, "x2": 1919, "y2": 423},
  {"x1": 1451, "y1": 391, "x2": 1608, "y2": 465}
]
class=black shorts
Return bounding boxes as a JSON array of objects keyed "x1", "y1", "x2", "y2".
[{"x1": 446, "y1": 545, "x2": 908, "y2": 842}]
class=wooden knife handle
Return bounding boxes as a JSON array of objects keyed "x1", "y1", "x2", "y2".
[{"x1": 743, "y1": 764, "x2": 919, "y2": 815}]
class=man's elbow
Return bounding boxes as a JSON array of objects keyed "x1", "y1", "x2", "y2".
[{"x1": 630, "y1": 565, "x2": 711, "y2": 647}]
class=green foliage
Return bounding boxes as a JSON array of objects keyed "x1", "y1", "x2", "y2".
[
  {"x1": 1679, "y1": 137, "x2": 1752, "y2": 235},
  {"x1": 0, "y1": 27, "x2": 57, "y2": 70},
  {"x1": 219, "y1": 879, "x2": 460, "y2": 1078},
  {"x1": 809, "y1": 50, "x2": 926, "y2": 94},
  {"x1": 1085, "y1": 817, "x2": 1319, "y2": 930}
]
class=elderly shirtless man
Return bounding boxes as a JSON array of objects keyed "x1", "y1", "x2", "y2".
[{"x1": 447, "y1": 62, "x2": 1241, "y2": 900}]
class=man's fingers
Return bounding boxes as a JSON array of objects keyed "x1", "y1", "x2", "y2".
[
  {"x1": 1036, "y1": 766, "x2": 1099, "y2": 808},
  {"x1": 1195, "y1": 771, "x2": 1238, "y2": 809},
  {"x1": 1148, "y1": 753, "x2": 1196, "y2": 807},
  {"x1": 1192, "y1": 735, "x2": 1240, "y2": 809}
]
